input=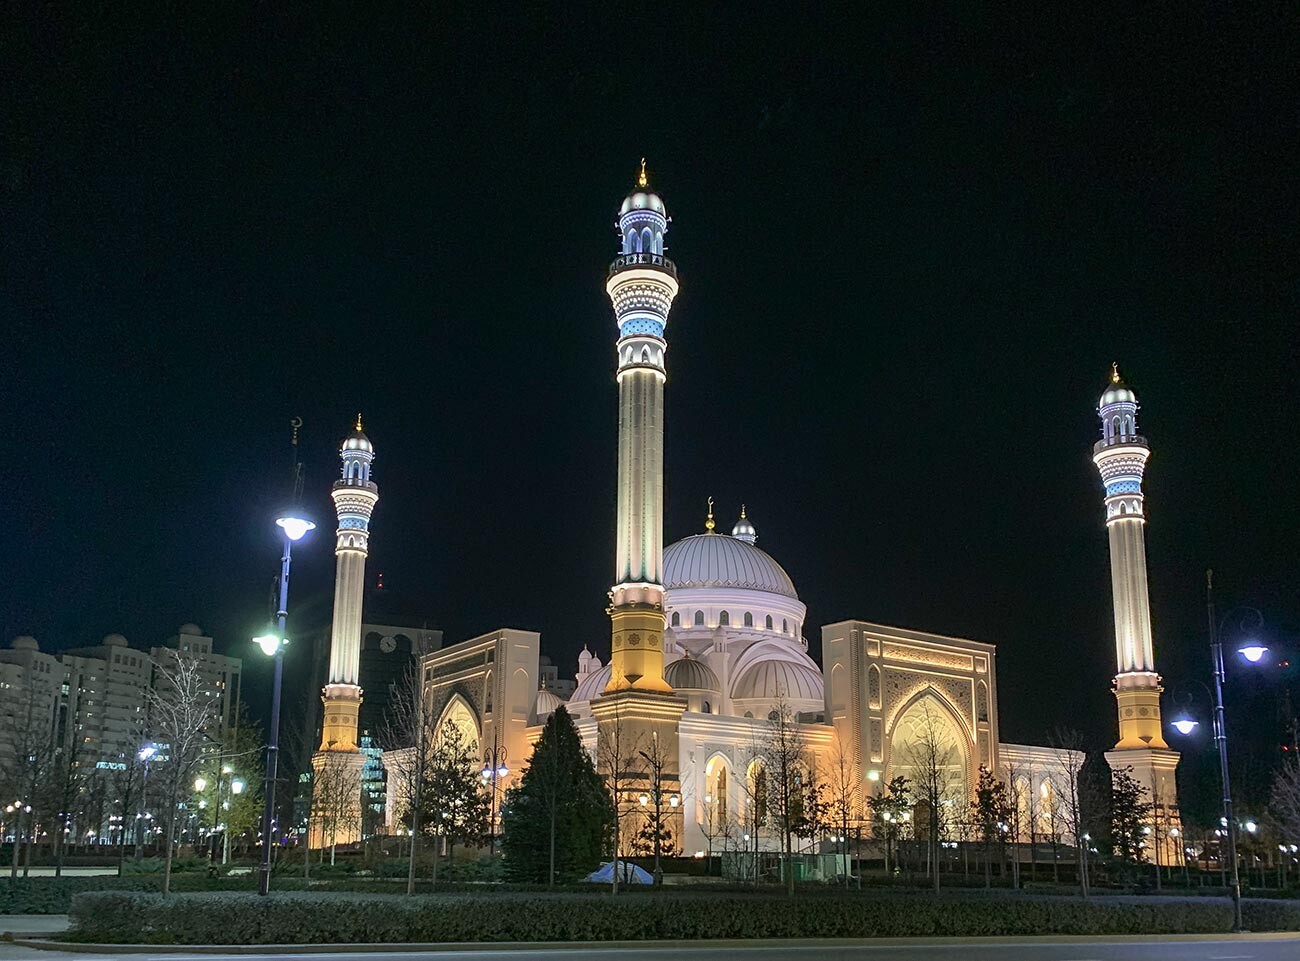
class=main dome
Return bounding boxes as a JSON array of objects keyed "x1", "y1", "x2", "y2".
[{"x1": 663, "y1": 534, "x2": 798, "y2": 599}]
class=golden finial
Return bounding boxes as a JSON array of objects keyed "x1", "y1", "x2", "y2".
[
  {"x1": 355, "y1": 412, "x2": 364, "y2": 431},
  {"x1": 740, "y1": 503, "x2": 747, "y2": 520},
  {"x1": 705, "y1": 496, "x2": 715, "y2": 533},
  {"x1": 637, "y1": 157, "x2": 648, "y2": 189},
  {"x1": 1111, "y1": 362, "x2": 1121, "y2": 384},
  {"x1": 290, "y1": 416, "x2": 302, "y2": 447}
]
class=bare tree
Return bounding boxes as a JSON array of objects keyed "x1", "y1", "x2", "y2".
[
  {"x1": 1002, "y1": 759, "x2": 1026, "y2": 889},
  {"x1": 144, "y1": 653, "x2": 219, "y2": 896},
  {"x1": 1024, "y1": 768, "x2": 1042, "y2": 883},
  {"x1": 379, "y1": 665, "x2": 438, "y2": 895},
  {"x1": 1, "y1": 681, "x2": 55, "y2": 880},
  {"x1": 903, "y1": 701, "x2": 962, "y2": 893},
  {"x1": 825, "y1": 739, "x2": 861, "y2": 888},
  {"x1": 762, "y1": 693, "x2": 808, "y2": 897},
  {"x1": 738, "y1": 736, "x2": 768, "y2": 885},
  {"x1": 634, "y1": 731, "x2": 679, "y2": 883},
  {"x1": 310, "y1": 752, "x2": 359, "y2": 865},
  {"x1": 1270, "y1": 755, "x2": 1300, "y2": 843},
  {"x1": 1049, "y1": 727, "x2": 1091, "y2": 898},
  {"x1": 595, "y1": 695, "x2": 643, "y2": 895}
]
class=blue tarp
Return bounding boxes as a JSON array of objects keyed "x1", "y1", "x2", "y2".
[{"x1": 583, "y1": 860, "x2": 654, "y2": 884}]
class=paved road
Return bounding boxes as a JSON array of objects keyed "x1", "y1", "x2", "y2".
[{"x1": 4, "y1": 938, "x2": 1299, "y2": 961}]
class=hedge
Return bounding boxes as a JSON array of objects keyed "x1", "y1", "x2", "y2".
[{"x1": 66, "y1": 890, "x2": 1300, "y2": 944}]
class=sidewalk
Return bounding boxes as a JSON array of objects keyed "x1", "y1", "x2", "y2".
[{"x1": 0, "y1": 916, "x2": 71, "y2": 938}]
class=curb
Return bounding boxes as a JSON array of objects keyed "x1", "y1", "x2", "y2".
[{"x1": 14, "y1": 932, "x2": 1300, "y2": 954}]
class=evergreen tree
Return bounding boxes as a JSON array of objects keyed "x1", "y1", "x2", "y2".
[
  {"x1": 1109, "y1": 766, "x2": 1152, "y2": 868},
  {"x1": 420, "y1": 722, "x2": 489, "y2": 884},
  {"x1": 501, "y1": 707, "x2": 613, "y2": 885},
  {"x1": 971, "y1": 765, "x2": 1012, "y2": 888}
]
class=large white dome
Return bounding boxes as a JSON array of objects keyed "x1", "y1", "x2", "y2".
[
  {"x1": 732, "y1": 658, "x2": 824, "y2": 703},
  {"x1": 664, "y1": 533, "x2": 797, "y2": 599}
]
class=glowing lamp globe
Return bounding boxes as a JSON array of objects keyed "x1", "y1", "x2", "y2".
[
  {"x1": 275, "y1": 514, "x2": 316, "y2": 542},
  {"x1": 193, "y1": 777, "x2": 207, "y2": 792},
  {"x1": 1171, "y1": 717, "x2": 1199, "y2": 736},
  {"x1": 231, "y1": 779, "x2": 246, "y2": 795},
  {"x1": 253, "y1": 634, "x2": 285, "y2": 657},
  {"x1": 1238, "y1": 644, "x2": 1268, "y2": 663}
]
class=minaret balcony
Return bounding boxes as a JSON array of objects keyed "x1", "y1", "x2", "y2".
[
  {"x1": 1094, "y1": 435, "x2": 1150, "y2": 455},
  {"x1": 609, "y1": 252, "x2": 677, "y2": 279}
]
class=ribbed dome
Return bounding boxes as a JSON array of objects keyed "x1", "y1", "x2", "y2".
[
  {"x1": 732, "y1": 658, "x2": 824, "y2": 702},
  {"x1": 1100, "y1": 383, "x2": 1137, "y2": 407},
  {"x1": 572, "y1": 664, "x2": 612, "y2": 702},
  {"x1": 664, "y1": 655, "x2": 720, "y2": 692},
  {"x1": 664, "y1": 534, "x2": 797, "y2": 599},
  {"x1": 619, "y1": 190, "x2": 666, "y2": 218},
  {"x1": 534, "y1": 689, "x2": 566, "y2": 717},
  {"x1": 342, "y1": 428, "x2": 373, "y2": 452}
]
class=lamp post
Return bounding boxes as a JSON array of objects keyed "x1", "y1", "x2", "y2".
[
  {"x1": 135, "y1": 744, "x2": 157, "y2": 859},
  {"x1": 1169, "y1": 572, "x2": 1267, "y2": 932},
  {"x1": 254, "y1": 510, "x2": 315, "y2": 897},
  {"x1": 479, "y1": 743, "x2": 508, "y2": 856}
]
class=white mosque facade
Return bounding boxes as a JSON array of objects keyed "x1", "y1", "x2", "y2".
[{"x1": 348, "y1": 166, "x2": 1176, "y2": 860}]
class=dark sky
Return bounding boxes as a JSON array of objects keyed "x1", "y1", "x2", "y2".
[{"x1": 6, "y1": 6, "x2": 1298, "y2": 795}]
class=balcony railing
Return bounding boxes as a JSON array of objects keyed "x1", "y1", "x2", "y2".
[
  {"x1": 1094, "y1": 435, "x2": 1150, "y2": 455},
  {"x1": 608, "y1": 252, "x2": 677, "y2": 279}
]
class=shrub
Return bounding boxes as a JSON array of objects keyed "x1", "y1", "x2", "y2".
[{"x1": 65, "y1": 890, "x2": 1300, "y2": 944}]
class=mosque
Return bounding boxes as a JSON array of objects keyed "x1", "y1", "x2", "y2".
[{"x1": 309, "y1": 163, "x2": 1180, "y2": 862}]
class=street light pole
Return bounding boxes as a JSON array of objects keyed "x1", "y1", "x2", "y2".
[
  {"x1": 1206, "y1": 570, "x2": 1243, "y2": 932},
  {"x1": 480, "y1": 742, "x2": 508, "y2": 857},
  {"x1": 257, "y1": 533, "x2": 292, "y2": 896}
]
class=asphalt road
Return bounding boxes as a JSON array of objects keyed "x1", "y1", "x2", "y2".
[{"x1": 4, "y1": 938, "x2": 1299, "y2": 961}]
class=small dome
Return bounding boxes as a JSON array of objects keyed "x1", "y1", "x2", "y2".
[
  {"x1": 534, "y1": 688, "x2": 566, "y2": 718},
  {"x1": 664, "y1": 533, "x2": 797, "y2": 599},
  {"x1": 178, "y1": 623, "x2": 203, "y2": 636},
  {"x1": 665, "y1": 655, "x2": 720, "y2": 692},
  {"x1": 572, "y1": 663, "x2": 612, "y2": 702},
  {"x1": 103, "y1": 633, "x2": 128, "y2": 647},
  {"x1": 732, "y1": 658, "x2": 824, "y2": 703},
  {"x1": 11, "y1": 636, "x2": 38, "y2": 651},
  {"x1": 1100, "y1": 364, "x2": 1137, "y2": 407},
  {"x1": 619, "y1": 190, "x2": 666, "y2": 218},
  {"x1": 342, "y1": 414, "x2": 373, "y2": 452},
  {"x1": 731, "y1": 507, "x2": 757, "y2": 545}
]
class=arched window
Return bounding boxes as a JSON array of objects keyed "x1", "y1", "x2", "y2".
[
  {"x1": 768, "y1": 710, "x2": 780, "y2": 721},
  {"x1": 702, "y1": 700, "x2": 711, "y2": 714},
  {"x1": 640, "y1": 346, "x2": 651, "y2": 364},
  {"x1": 782, "y1": 618, "x2": 789, "y2": 633},
  {"x1": 641, "y1": 226, "x2": 653, "y2": 253},
  {"x1": 1112, "y1": 415, "x2": 1121, "y2": 439},
  {"x1": 671, "y1": 611, "x2": 680, "y2": 627},
  {"x1": 743, "y1": 612, "x2": 753, "y2": 627},
  {"x1": 765, "y1": 615, "x2": 773, "y2": 630},
  {"x1": 694, "y1": 610, "x2": 705, "y2": 626},
  {"x1": 719, "y1": 611, "x2": 730, "y2": 626},
  {"x1": 625, "y1": 230, "x2": 635, "y2": 253},
  {"x1": 653, "y1": 230, "x2": 663, "y2": 254},
  {"x1": 750, "y1": 764, "x2": 769, "y2": 826}
]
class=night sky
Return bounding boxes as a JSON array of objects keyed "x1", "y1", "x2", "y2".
[{"x1": 6, "y1": 7, "x2": 1298, "y2": 811}]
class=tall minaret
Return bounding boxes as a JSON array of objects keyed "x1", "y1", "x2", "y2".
[
  {"x1": 1095, "y1": 366, "x2": 1181, "y2": 857},
  {"x1": 1093, "y1": 365, "x2": 1166, "y2": 750},
  {"x1": 310, "y1": 415, "x2": 376, "y2": 847},
  {"x1": 603, "y1": 159, "x2": 678, "y2": 693}
]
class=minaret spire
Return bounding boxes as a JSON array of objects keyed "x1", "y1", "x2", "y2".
[
  {"x1": 310, "y1": 416, "x2": 378, "y2": 848},
  {"x1": 705, "y1": 496, "x2": 715, "y2": 533},
  {"x1": 1095, "y1": 368, "x2": 1182, "y2": 862},
  {"x1": 604, "y1": 163, "x2": 678, "y2": 692}
]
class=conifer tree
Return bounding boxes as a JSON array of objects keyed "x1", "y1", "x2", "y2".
[
  {"x1": 1109, "y1": 766, "x2": 1152, "y2": 869},
  {"x1": 501, "y1": 707, "x2": 613, "y2": 885}
]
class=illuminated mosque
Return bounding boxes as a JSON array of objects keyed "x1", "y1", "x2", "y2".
[{"x1": 309, "y1": 163, "x2": 1180, "y2": 860}]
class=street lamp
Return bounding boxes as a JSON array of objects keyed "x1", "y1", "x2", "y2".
[
  {"x1": 257, "y1": 508, "x2": 313, "y2": 896},
  {"x1": 1168, "y1": 571, "x2": 1267, "y2": 932},
  {"x1": 480, "y1": 742, "x2": 509, "y2": 856},
  {"x1": 1170, "y1": 717, "x2": 1199, "y2": 736}
]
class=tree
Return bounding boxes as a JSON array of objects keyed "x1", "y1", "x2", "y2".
[
  {"x1": 502, "y1": 706, "x2": 613, "y2": 885},
  {"x1": 40, "y1": 734, "x2": 91, "y2": 877},
  {"x1": 762, "y1": 693, "x2": 808, "y2": 896},
  {"x1": 144, "y1": 652, "x2": 218, "y2": 896},
  {"x1": 1109, "y1": 766, "x2": 1152, "y2": 872},
  {"x1": 595, "y1": 694, "x2": 643, "y2": 894},
  {"x1": 634, "y1": 731, "x2": 680, "y2": 881},
  {"x1": 1002, "y1": 759, "x2": 1026, "y2": 890},
  {"x1": 0, "y1": 678, "x2": 56, "y2": 879},
  {"x1": 309, "y1": 753, "x2": 356, "y2": 865},
  {"x1": 971, "y1": 765, "x2": 1012, "y2": 888},
  {"x1": 903, "y1": 701, "x2": 962, "y2": 892},
  {"x1": 867, "y1": 775, "x2": 911, "y2": 877},
  {"x1": 1270, "y1": 755, "x2": 1300, "y2": 843},
  {"x1": 420, "y1": 721, "x2": 488, "y2": 884},
  {"x1": 824, "y1": 740, "x2": 861, "y2": 887},
  {"x1": 1049, "y1": 727, "x2": 1092, "y2": 898},
  {"x1": 792, "y1": 762, "x2": 831, "y2": 856},
  {"x1": 379, "y1": 665, "x2": 439, "y2": 894}
]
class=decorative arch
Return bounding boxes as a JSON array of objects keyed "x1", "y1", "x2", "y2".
[
  {"x1": 886, "y1": 690, "x2": 971, "y2": 802},
  {"x1": 719, "y1": 610, "x2": 730, "y2": 626},
  {"x1": 671, "y1": 611, "x2": 680, "y2": 627},
  {"x1": 867, "y1": 663, "x2": 882, "y2": 710},
  {"x1": 435, "y1": 692, "x2": 482, "y2": 756},
  {"x1": 704, "y1": 751, "x2": 731, "y2": 827},
  {"x1": 743, "y1": 612, "x2": 753, "y2": 627},
  {"x1": 886, "y1": 682, "x2": 974, "y2": 744},
  {"x1": 765, "y1": 615, "x2": 774, "y2": 630},
  {"x1": 694, "y1": 610, "x2": 705, "y2": 626}
]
